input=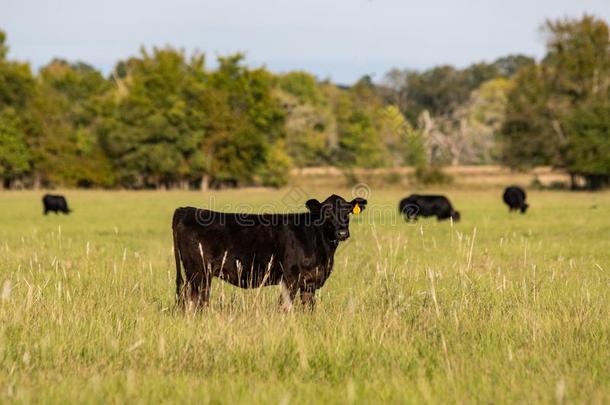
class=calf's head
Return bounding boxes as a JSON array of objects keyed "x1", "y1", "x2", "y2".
[
  {"x1": 306, "y1": 194, "x2": 367, "y2": 242},
  {"x1": 451, "y1": 210, "x2": 461, "y2": 222}
]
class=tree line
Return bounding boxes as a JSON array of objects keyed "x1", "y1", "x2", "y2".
[{"x1": 0, "y1": 15, "x2": 608, "y2": 190}]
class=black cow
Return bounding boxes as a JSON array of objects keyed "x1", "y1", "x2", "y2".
[
  {"x1": 503, "y1": 186, "x2": 528, "y2": 213},
  {"x1": 42, "y1": 194, "x2": 71, "y2": 215},
  {"x1": 399, "y1": 194, "x2": 460, "y2": 222},
  {"x1": 172, "y1": 194, "x2": 367, "y2": 311}
]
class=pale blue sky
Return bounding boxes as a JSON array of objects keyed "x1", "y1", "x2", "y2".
[{"x1": 1, "y1": 0, "x2": 609, "y2": 84}]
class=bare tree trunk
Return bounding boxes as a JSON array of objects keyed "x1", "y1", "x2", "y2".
[
  {"x1": 419, "y1": 110, "x2": 434, "y2": 137},
  {"x1": 451, "y1": 153, "x2": 460, "y2": 166},
  {"x1": 570, "y1": 173, "x2": 577, "y2": 190},
  {"x1": 33, "y1": 172, "x2": 42, "y2": 190},
  {"x1": 200, "y1": 175, "x2": 210, "y2": 191}
]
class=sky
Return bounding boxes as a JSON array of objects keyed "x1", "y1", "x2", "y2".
[{"x1": 1, "y1": 0, "x2": 609, "y2": 84}]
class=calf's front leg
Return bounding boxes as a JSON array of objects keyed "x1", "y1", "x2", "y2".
[
  {"x1": 300, "y1": 287, "x2": 316, "y2": 311},
  {"x1": 278, "y1": 279, "x2": 298, "y2": 312}
]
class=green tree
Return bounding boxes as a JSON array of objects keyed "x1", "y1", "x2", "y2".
[
  {"x1": 204, "y1": 54, "x2": 287, "y2": 187},
  {"x1": 564, "y1": 105, "x2": 610, "y2": 189},
  {"x1": 0, "y1": 108, "x2": 30, "y2": 188},
  {"x1": 277, "y1": 72, "x2": 335, "y2": 167},
  {"x1": 26, "y1": 59, "x2": 114, "y2": 187},
  {"x1": 461, "y1": 77, "x2": 514, "y2": 164},
  {"x1": 492, "y1": 54, "x2": 536, "y2": 77},
  {"x1": 259, "y1": 140, "x2": 293, "y2": 187},
  {"x1": 501, "y1": 65, "x2": 555, "y2": 169},
  {"x1": 543, "y1": 15, "x2": 610, "y2": 105},
  {"x1": 278, "y1": 71, "x2": 323, "y2": 105},
  {"x1": 0, "y1": 30, "x2": 35, "y2": 188},
  {"x1": 391, "y1": 63, "x2": 503, "y2": 123},
  {"x1": 0, "y1": 32, "x2": 34, "y2": 110},
  {"x1": 405, "y1": 66, "x2": 469, "y2": 119},
  {"x1": 100, "y1": 48, "x2": 209, "y2": 188},
  {"x1": 333, "y1": 78, "x2": 388, "y2": 168},
  {"x1": 464, "y1": 63, "x2": 500, "y2": 90},
  {"x1": 501, "y1": 15, "x2": 610, "y2": 188}
]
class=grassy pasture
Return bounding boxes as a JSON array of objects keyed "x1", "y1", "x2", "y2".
[{"x1": 0, "y1": 188, "x2": 609, "y2": 404}]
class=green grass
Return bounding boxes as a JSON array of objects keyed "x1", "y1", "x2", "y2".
[{"x1": 1, "y1": 189, "x2": 609, "y2": 404}]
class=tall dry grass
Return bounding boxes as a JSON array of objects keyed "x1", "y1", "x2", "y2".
[{"x1": 0, "y1": 189, "x2": 608, "y2": 403}]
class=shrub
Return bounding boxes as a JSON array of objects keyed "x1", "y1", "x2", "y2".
[{"x1": 413, "y1": 165, "x2": 453, "y2": 185}]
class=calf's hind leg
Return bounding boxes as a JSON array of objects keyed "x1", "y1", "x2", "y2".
[
  {"x1": 180, "y1": 251, "x2": 212, "y2": 311},
  {"x1": 300, "y1": 287, "x2": 316, "y2": 311},
  {"x1": 185, "y1": 272, "x2": 211, "y2": 311}
]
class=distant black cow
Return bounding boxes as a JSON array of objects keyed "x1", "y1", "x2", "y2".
[
  {"x1": 503, "y1": 186, "x2": 528, "y2": 213},
  {"x1": 172, "y1": 194, "x2": 367, "y2": 311},
  {"x1": 42, "y1": 194, "x2": 71, "y2": 215},
  {"x1": 399, "y1": 194, "x2": 460, "y2": 222}
]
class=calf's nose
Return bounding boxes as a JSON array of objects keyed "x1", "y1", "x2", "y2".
[{"x1": 336, "y1": 230, "x2": 349, "y2": 239}]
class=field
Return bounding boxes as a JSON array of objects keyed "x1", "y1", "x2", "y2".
[{"x1": 1, "y1": 188, "x2": 609, "y2": 403}]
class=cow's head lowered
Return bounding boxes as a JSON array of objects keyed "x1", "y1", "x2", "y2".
[{"x1": 306, "y1": 195, "x2": 367, "y2": 242}]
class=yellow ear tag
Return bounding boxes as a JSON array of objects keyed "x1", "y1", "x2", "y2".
[{"x1": 353, "y1": 203, "x2": 361, "y2": 215}]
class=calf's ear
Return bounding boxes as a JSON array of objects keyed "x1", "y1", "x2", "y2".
[
  {"x1": 350, "y1": 198, "x2": 367, "y2": 215},
  {"x1": 306, "y1": 199, "x2": 322, "y2": 214}
]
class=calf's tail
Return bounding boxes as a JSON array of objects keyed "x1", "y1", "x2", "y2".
[{"x1": 172, "y1": 209, "x2": 184, "y2": 303}]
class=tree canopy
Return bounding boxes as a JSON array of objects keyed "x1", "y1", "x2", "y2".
[
  {"x1": 0, "y1": 15, "x2": 608, "y2": 189},
  {"x1": 500, "y1": 15, "x2": 610, "y2": 189}
]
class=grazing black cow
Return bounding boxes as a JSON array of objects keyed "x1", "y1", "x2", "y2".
[
  {"x1": 399, "y1": 194, "x2": 460, "y2": 222},
  {"x1": 503, "y1": 186, "x2": 528, "y2": 213},
  {"x1": 172, "y1": 194, "x2": 367, "y2": 311},
  {"x1": 42, "y1": 194, "x2": 71, "y2": 215}
]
